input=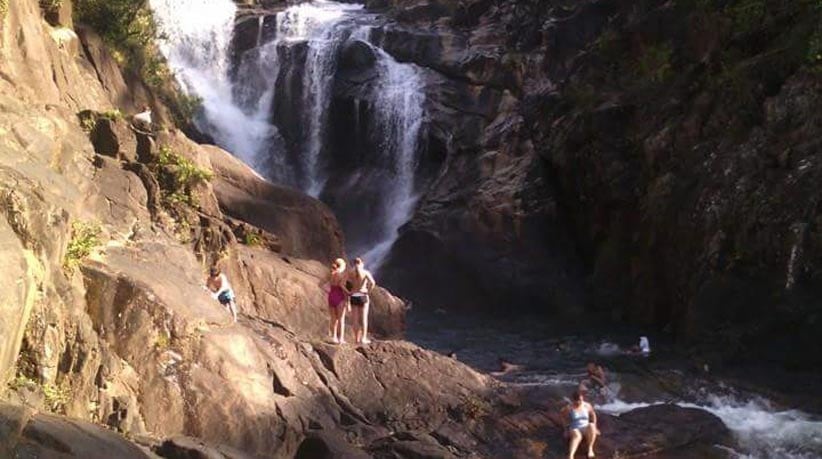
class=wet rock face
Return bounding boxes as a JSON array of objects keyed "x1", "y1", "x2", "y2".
[{"x1": 342, "y1": 0, "x2": 822, "y2": 367}]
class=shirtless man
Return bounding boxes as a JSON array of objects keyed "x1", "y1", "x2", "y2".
[
  {"x1": 347, "y1": 258, "x2": 376, "y2": 344},
  {"x1": 205, "y1": 266, "x2": 237, "y2": 322}
]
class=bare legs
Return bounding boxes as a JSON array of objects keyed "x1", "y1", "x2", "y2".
[
  {"x1": 361, "y1": 301, "x2": 371, "y2": 344},
  {"x1": 568, "y1": 425, "x2": 597, "y2": 458},
  {"x1": 329, "y1": 305, "x2": 347, "y2": 343},
  {"x1": 227, "y1": 300, "x2": 238, "y2": 322},
  {"x1": 352, "y1": 306, "x2": 362, "y2": 344},
  {"x1": 351, "y1": 302, "x2": 371, "y2": 344}
]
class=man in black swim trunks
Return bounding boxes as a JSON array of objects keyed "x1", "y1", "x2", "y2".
[{"x1": 347, "y1": 257, "x2": 376, "y2": 344}]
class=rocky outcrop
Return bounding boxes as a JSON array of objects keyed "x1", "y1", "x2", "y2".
[
  {"x1": 0, "y1": 1, "x2": 800, "y2": 457},
  {"x1": 203, "y1": 144, "x2": 345, "y2": 261},
  {"x1": 336, "y1": 0, "x2": 822, "y2": 369},
  {"x1": 0, "y1": 403, "x2": 152, "y2": 459}
]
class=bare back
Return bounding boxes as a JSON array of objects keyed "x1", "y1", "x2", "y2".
[{"x1": 349, "y1": 269, "x2": 375, "y2": 294}]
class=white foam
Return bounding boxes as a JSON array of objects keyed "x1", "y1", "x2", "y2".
[{"x1": 598, "y1": 395, "x2": 822, "y2": 458}]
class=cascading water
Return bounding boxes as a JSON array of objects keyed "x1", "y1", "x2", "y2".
[
  {"x1": 354, "y1": 39, "x2": 425, "y2": 269},
  {"x1": 149, "y1": 0, "x2": 279, "y2": 169},
  {"x1": 274, "y1": 2, "x2": 363, "y2": 194},
  {"x1": 150, "y1": 0, "x2": 425, "y2": 270},
  {"x1": 599, "y1": 395, "x2": 822, "y2": 459}
]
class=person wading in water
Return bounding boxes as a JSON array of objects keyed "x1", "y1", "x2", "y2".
[
  {"x1": 324, "y1": 258, "x2": 349, "y2": 343},
  {"x1": 347, "y1": 257, "x2": 376, "y2": 344},
  {"x1": 205, "y1": 266, "x2": 238, "y2": 322}
]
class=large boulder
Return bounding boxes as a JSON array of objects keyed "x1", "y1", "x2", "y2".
[
  {"x1": 0, "y1": 403, "x2": 151, "y2": 459},
  {"x1": 202, "y1": 144, "x2": 345, "y2": 261}
]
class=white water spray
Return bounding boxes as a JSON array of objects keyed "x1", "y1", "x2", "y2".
[
  {"x1": 151, "y1": 0, "x2": 425, "y2": 270},
  {"x1": 149, "y1": 0, "x2": 278, "y2": 168},
  {"x1": 357, "y1": 43, "x2": 425, "y2": 270},
  {"x1": 599, "y1": 395, "x2": 822, "y2": 458}
]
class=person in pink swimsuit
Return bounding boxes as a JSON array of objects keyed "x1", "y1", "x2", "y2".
[{"x1": 325, "y1": 258, "x2": 349, "y2": 343}]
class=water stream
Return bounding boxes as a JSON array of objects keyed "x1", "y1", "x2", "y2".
[{"x1": 407, "y1": 310, "x2": 822, "y2": 459}]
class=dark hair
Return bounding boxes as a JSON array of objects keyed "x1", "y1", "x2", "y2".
[{"x1": 571, "y1": 390, "x2": 583, "y2": 401}]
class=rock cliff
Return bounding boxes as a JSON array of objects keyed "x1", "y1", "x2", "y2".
[
  {"x1": 0, "y1": 0, "x2": 796, "y2": 457},
  {"x1": 333, "y1": 0, "x2": 822, "y2": 370}
]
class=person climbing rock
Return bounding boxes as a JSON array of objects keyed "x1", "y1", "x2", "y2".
[
  {"x1": 561, "y1": 390, "x2": 599, "y2": 459},
  {"x1": 347, "y1": 257, "x2": 376, "y2": 344},
  {"x1": 323, "y1": 258, "x2": 349, "y2": 343},
  {"x1": 205, "y1": 266, "x2": 237, "y2": 322}
]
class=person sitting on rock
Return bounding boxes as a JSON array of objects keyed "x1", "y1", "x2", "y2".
[
  {"x1": 132, "y1": 105, "x2": 153, "y2": 133},
  {"x1": 347, "y1": 257, "x2": 376, "y2": 344},
  {"x1": 323, "y1": 258, "x2": 349, "y2": 344},
  {"x1": 205, "y1": 266, "x2": 237, "y2": 322},
  {"x1": 562, "y1": 390, "x2": 599, "y2": 459}
]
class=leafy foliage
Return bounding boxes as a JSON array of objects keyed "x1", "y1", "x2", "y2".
[
  {"x1": 73, "y1": 0, "x2": 199, "y2": 127},
  {"x1": 155, "y1": 146, "x2": 213, "y2": 206},
  {"x1": 729, "y1": 0, "x2": 766, "y2": 35},
  {"x1": 64, "y1": 221, "x2": 101, "y2": 270},
  {"x1": 154, "y1": 332, "x2": 171, "y2": 350},
  {"x1": 42, "y1": 382, "x2": 72, "y2": 413},
  {"x1": 8, "y1": 375, "x2": 72, "y2": 414},
  {"x1": 244, "y1": 232, "x2": 262, "y2": 247},
  {"x1": 74, "y1": 0, "x2": 152, "y2": 53},
  {"x1": 635, "y1": 43, "x2": 674, "y2": 83}
]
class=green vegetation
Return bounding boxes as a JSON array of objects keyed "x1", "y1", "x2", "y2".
[
  {"x1": 75, "y1": 0, "x2": 170, "y2": 89},
  {"x1": 64, "y1": 221, "x2": 101, "y2": 269},
  {"x1": 635, "y1": 43, "x2": 674, "y2": 83},
  {"x1": 80, "y1": 116, "x2": 97, "y2": 132},
  {"x1": 73, "y1": 0, "x2": 195, "y2": 126},
  {"x1": 74, "y1": 0, "x2": 156, "y2": 66},
  {"x1": 8, "y1": 375, "x2": 71, "y2": 414},
  {"x1": 99, "y1": 109, "x2": 123, "y2": 121},
  {"x1": 154, "y1": 332, "x2": 170, "y2": 351},
  {"x1": 43, "y1": 381, "x2": 71, "y2": 413},
  {"x1": 8, "y1": 374, "x2": 36, "y2": 392},
  {"x1": 173, "y1": 93, "x2": 204, "y2": 125},
  {"x1": 155, "y1": 146, "x2": 213, "y2": 206},
  {"x1": 244, "y1": 232, "x2": 262, "y2": 247},
  {"x1": 729, "y1": 0, "x2": 766, "y2": 35}
]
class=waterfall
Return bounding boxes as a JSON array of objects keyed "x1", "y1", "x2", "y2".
[
  {"x1": 355, "y1": 41, "x2": 425, "y2": 270},
  {"x1": 274, "y1": 1, "x2": 363, "y2": 195},
  {"x1": 149, "y1": 0, "x2": 279, "y2": 169},
  {"x1": 150, "y1": 0, "x2": 426, "y2": 271}
]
